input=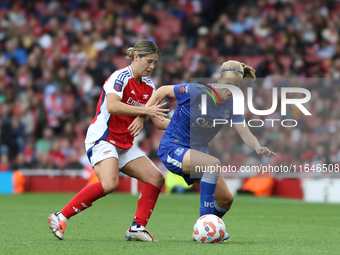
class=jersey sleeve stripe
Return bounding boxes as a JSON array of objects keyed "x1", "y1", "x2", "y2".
[
  {"x1": 127, "y1": 66, "x2": 133, "y2": 77},
  {"x1": 117, "y1": 70, "x2": 129, "y2": 80},
  {"x1": 91, "y1": 90, "x2": 106, "y2": 124},
  {"x1": 120, "y1": 73, "x2": 130, "y2": 82},
  {"x1": 100, "y1": 116, "x2": 111, "y2": 141}
]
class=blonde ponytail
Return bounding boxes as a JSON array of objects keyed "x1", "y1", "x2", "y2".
[
  {"x1": 220, "y1": 60, "x2": 256, "y2": 81},
  {"x1": 125, "y1": 47, "x2": 135, "y2": 60},
  {"x1": 241, "y1": 63, "x2": 256, "y2": 81}
]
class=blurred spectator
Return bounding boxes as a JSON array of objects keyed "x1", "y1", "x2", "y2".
[
  {"x1": 184, "y1": 14, "x2": 204, "y2": 48},
  {"x1": 312, "y1": 144, "x2": 330, "y2": 166},
  {"x1": 302, "y1": 22, "x2": 317, "y2": 46},
  {"x1": 9, "y1": 114, "x2": 25, "y2": 155},
  {"x1": 64, "y1": 151, "x2": 83, "y2": 169},
  {"x1": 97, "y1": 54, "x2": 117, "y2": 81},
  {"x1": 231, "y1": 13, "x2": 252, "y2": 35},
  {"x1": 20, "y1": 101, "x2": 35, "y2": 139},
  {"x1": 254, "y1": 18, "x2": 270, "y2": 38},
  {"x1": 36, "y1": 127, "x2": 54, "y2": 155},
  {"x1": 329, "y1": 141, "x2": 340, "y2": 164},
  {"x1": 240, "y1": 33, "x2": 262, "y2": 55},
  {"x1": 322, "y1": 20, "x2": 338, "y2": 45},
  {"x1": 81, "y1": 34, "x2": 98, "y2": 59},
  {"x1": 4, "y1": 37, "x2": 27, "y2": 65},
  {"x1": 71, "y1": 66, "x2": 94, "y2": 100},
  {"x1": 170, "y1": 3, "x2": 187, "y2": 20},
  {"x1": 23, "y1": 140, "x2": 35, "y2": 167},
  {"x1": 62, "y1": 121, "x2": 76, "y2": 143},
  {"x1": 141, "y1": 4, "x2": 159, "y2": 26},
  {"x1": 0, "y1": 117, "x2": 11, "y2": 156},
  {"x1": 44, "y1": 85, "x2": 64, "y2": 131},
  {"x1": 49, "y1": 139, "x2": 66, "y2": 169},
  {"x1": 211, "y1": 13, "x2": 230, "y2": 35},
  {"x1": 12, "y1": 153, "x2": 28, "y2": 170},
  {"x1": 218, "y1": 33, "x2": 239, "y2": 56},
  {"x1": 317, "y1": 40, "x2": 335, "y2": 58},
  {"x1": 0, "y1": 154, "x2": 11, "y2": 171}
]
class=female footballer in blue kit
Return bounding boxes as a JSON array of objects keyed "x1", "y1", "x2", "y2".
[{"x1": 129, "y1": 60, "x2": 276, "y2": 240}]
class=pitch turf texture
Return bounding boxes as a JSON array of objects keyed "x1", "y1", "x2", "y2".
[{"x1": 1, "y1": 194, "x2": 339, "y2": 255}]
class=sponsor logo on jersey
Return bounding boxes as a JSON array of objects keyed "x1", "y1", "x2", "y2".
[
  {"x1": 192, "y1": 118, "x2": 214, "y2": 128},
  {"x1": 127, "y1": 97, "x2": 145, "y2": 107},
  {"x1": 175, "y1": 147, "x2": 184, "y2": 156},
  {"x1": 177, "y1": 85, "x2": 189, "y2": 95},
  {"x1": 220, "y1": 109, "x2": 230, "y2": 119},
  {"x1": 114, "y1": 79, "x2": 123, "y2": 92},
  {"x1": 143, "y1": 94, "x2": 149, "y2": 99},
  {"x1": 131, "y1": 90, "x2": 136, "y2": 94}
]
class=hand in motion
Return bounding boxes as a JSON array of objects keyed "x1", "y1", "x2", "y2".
[
  {"x1": 145, "y1": 100, "x2": 169, "y2": 120},
  {"x1": 128, "y1": 116, "x2": 145, "y2": 137},
  {"x1": 256, "y1": 147, "x2": 277, "y2": 157}
]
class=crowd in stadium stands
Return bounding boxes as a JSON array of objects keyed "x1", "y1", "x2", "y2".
[{"x1": 0, "y1": 0, "x2": 340, "y2": 174}]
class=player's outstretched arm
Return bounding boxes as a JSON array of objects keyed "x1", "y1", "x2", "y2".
[
  {"x1": 128, "y1": 86, "x2": 175, "y2": 135},
  {"x1": 148, "y1": 86, "x2": 175, "y2": 130},
  {"x1": 147, "y1": 85, "x2": 176, "y2": 107},
  {"x1": 107, "y1": 93, "x2": 169, "y2": 119},
  {"x1": 234, "y1": 122, "x2": 276, "y2": 157}
]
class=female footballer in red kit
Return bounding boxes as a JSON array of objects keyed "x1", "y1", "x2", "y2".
[{"x1": 48, "y1": 40, "x2": 170, "y2": 242}]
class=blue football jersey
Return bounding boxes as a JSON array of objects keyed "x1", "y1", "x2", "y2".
[{"x1": 160, "y1": 83, "x2": 244, "y2": 152}]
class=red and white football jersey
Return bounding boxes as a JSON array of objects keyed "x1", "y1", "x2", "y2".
[{"x1": 85, "y1": 66, "x2": 155, "y2": 149}]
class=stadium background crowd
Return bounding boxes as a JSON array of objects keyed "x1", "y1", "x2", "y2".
[{"x1": 0, "y1": 0, "x2": 340, "y2": 175}]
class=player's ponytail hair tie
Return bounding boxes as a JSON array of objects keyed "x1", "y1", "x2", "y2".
[
  {"x1": 126, "y1": 47, "x2": 135, "y2": 60},
  {"x1": 220, "y1": 69, "x2": 244, "y2": 75}
]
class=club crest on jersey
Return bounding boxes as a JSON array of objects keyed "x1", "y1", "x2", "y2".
[
  {"x1": 220, "y1": 109, "x2": 230, "y2": 119},
  {"x1": 175, "y1": 147, "x2": 184, "y2": 156},
  {"x1": 177, "y1": 85, "x2": 189, "y2": 95},
  {"x1": 114, "y1": 79, "x2": 123, "y2": 92}
]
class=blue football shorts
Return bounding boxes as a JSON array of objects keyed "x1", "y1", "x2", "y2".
[{"x1": 158, "y1": 141, "x2": 201, "y2": 185}]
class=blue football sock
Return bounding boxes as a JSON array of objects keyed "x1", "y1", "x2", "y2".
[
  {"x1": 213, "y1": 201, "x2": 229, "y2": 218},
  {"x1": 199, "y1": 172, "x2": 219, "y2": 216}
]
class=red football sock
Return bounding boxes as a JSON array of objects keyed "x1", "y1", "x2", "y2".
[
  {"x1": 61, "y1": 182, "x2": 106, "y2": 219},
  {"x1": 133, "y1": 183, "x2": 161, "y2": 227}
]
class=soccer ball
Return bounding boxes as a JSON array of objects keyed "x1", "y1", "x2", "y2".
[{"x1": 193, "y1": 214, "x2": 226, "y2": 243}]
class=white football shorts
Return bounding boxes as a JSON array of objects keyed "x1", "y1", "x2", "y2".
[{"x1": 85, "y1": 140, "x2": 146, "y2": 169}]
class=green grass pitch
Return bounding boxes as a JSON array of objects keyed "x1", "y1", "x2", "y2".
[{"x1": 0, "y1": 193, "x2": 339, "y2": 254}]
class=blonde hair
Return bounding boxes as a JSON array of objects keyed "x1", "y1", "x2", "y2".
[
  {"x1": 220, "y1": 60, "x2": 256, "y2": 81},
  {"x1": 126, "y1": 40, "x2": 161, "y2": 62}
]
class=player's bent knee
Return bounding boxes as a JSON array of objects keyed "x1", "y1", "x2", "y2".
[
  {"x1": 149, "y1": 172, "x2": 165, "y2": 189},
  {"x1": 101, "y1": 178, "x2": 119, "y2": 194},
  {"x1": 209, "y1": 157, "x2": 221, "y2": 174}
]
